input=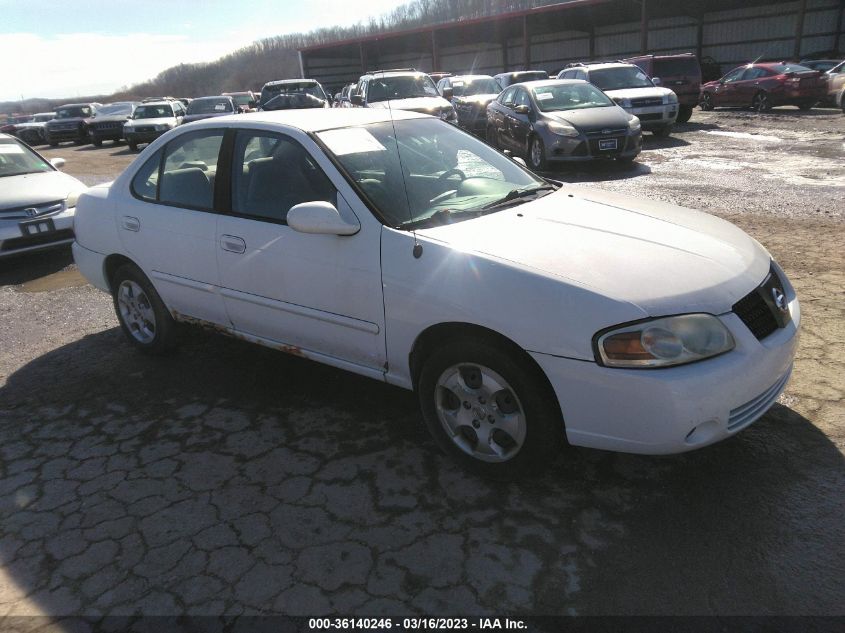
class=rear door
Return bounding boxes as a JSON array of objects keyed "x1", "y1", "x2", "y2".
[
  {"x1": 118, "y1": 128, "x2": 228, "y2": 325},
  {"x1": 735, "y1": 67, "x2": 769, "y2": 104}
]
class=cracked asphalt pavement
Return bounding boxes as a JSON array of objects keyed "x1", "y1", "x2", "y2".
[{"x1": 0, "y1": 109, "x2": 843, "y2": 618}]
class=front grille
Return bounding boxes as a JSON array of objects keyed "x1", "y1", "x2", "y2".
[
  {"x1": 0, "y1": 200, "x2": 64, "y2": 220},
  {"x1": 133, "y1": 126, "x2": 155, "y2": 134},
  {"x1": 631, "y1": 97, "x2": 663, "y2": 107},
  {"x1": 50, "y1": 123, "x2": 77, "y2": 131},
  {"x1": 732, "y1": 265, "x2": 791, "y2": 340},
  {"x1": 92, "y1": 121, "x2": 123, "y2": 130},
  {"x1": 637, "y1": 113, "x2": 662, "y2": 121},
  {"x1": 585, "y1": 128, "x2": 626, "y2": 137},
  {"x1": 0, "y1": 229, "x2": 74, "y2": 252},
  {"x1": 727, "y1": 366, "x2": 792, "y2": 432}
]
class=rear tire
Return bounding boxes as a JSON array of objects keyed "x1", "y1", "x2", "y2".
[
  {"x1": 128, "y1": 141, "x2": 138, "y2": 151},
  {"x1": 676, "y1": 104, "x2": 693, "y2": 123},
  {"x1": 699, "y1": 93, "x2": 714, "y2": 111},
  {"x1": 111, "y1": 263, "x2": 178, "y2": 355},
  {"x1": 651, "y1": 126, "x2": 672, "y2": 137},
  {"x1": 417, "y1": 337, "x2": 563, "y2": 479},
  {"x1": 797, "y1": 101, "x2": 815, "y2": 111},
  {"x1": 751, "y1": 91, "x2": 772, "y2": 112},
  {"x1": 49, "y1": 140, "x2": 58, "y2": 147},
  {"x1": 92, "y1": 137, "x2": 102, "y2": 147}
]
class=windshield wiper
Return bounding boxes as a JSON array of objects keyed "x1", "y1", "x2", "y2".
[
  {"x1": 481, "y1": 184, "x2": 557, "y2": 211},
  {"x1": 398, "y1": 208, "x2": 483, "y2": 231}
]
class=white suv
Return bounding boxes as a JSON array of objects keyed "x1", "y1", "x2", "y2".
[{"x1": 558, "y1": 62, "x2": 678, "y2": 136}]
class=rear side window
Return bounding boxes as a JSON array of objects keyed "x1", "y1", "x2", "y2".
[
  {"x1": 653, "y1": 58, "x2": 701, "y2": 77},
  {"x1": 159, "y1": 130, "x2": 224, "y2": 210},
  {"x1": 130, "y1": 149, "x2": 163, "y2": 202}
]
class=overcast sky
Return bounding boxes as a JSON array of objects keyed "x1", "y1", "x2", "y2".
[{"x1": 1, "y1": 0, "x2": 405, "y2": 102}]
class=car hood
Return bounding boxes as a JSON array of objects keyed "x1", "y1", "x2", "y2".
[
  {"x1": 416, "y1": 186, "x2": 770, "y2": 315},
  {"x1": 15, "y1": 121, "x2": 48, "y2": 129},
  {"x1": 603, "y1": 86, "x2": 673, "y2": 100},
  {"x1": 46, "y1": 117, "x2": 88, "y2": 127},
  {"x1": 455, "y1": 94, "x2": 499, "y2": 105},
  {"x1": 183, "y1": 112, "x2": 232, "y2": 123},
  {"x1": 546, "y1": 106, "x2": 631, "y2": 130},
  {"x1": 89, "y1": 114, "x2": 130, "y2": 124},
  {"x1": 0, "y1": 171, "x2": 87, "y2": 210},
  {"x1": 125, "y1": 117, "x2": 174, "y2": 126},
  {"x1": 368, "y1": 96, "x2": 452, "y2": 113}
]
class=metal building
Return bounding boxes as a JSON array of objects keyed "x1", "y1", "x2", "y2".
[{"x1": 299, "y1": 0, "x2": 844, "y2": 91}]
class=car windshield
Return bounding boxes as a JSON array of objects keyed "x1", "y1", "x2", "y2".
[
  {"x1": 451, "y1": 78, "x2": 502, "y2": 96},
  {"x1": 262, "y1": 82, "x2": 325, "y2": 103},
  {"x1": 95, "y1": 103, "x2": 133, "y2": 116},
  {"x1": 188, "y1": 98, "x2": 233, "y2": 114},
  {"x1": 55, "y1": 106, "x2": 92, "y2": 119},
  {"x1": 229, "y1": 94, "x2": 252, "y2": 106},
  {"x1": 511, "y1": 72, "x2": 548, "y2": 82},
  {"x1": 34, "y1": 114, "x2": 54, "y2": 122},
  {"x1": 532, "y1": 83, "x2": 614, "y2": 111},
  {"x1": 367, "y1": 75, "x2": 439, "y2": 102},
  {"x1": 0, "y1": 139, "x2": 53, "y2": 178},
  {"x1": 316, "y1": 117, "x2": 547, "y2": 229},
  {"x1": 589, "y1": 67, "x2": 654, "y2": 90},
  {"x1": 769, "y1": 64, "x2": 813, "y2": 74},
  {"x1": 133, "y1": 105, "x2": 172, "y2": 119}
]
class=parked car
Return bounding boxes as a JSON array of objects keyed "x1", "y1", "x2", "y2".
[
  {"x1": 0, "y1": 115, "x2": 33, "y2": 135},
  {"x1": 428, "y1": 71, "x2": 453, "y2": 83},
  {"x1": 494, "y1": 70, "x2": 549, "y2": 89},
  {"x1": 822, "y1": 59, "x2": 845, "y2": 107},
  {"x1": 10, "y1": 112, "x2": 55, "y2": 145},
  {"x1": 699, "y1": 62, "x2": 827, "y2": 111},
  {"x1": 799, "y1": 59, "x2": 842, "y2": 73},
  {"x1": 0, "y1": 133, "x2": 87, "y2": 258},
  {"x1": 259, "y1": 79, "x2": 330, "y2": 110},
  {"x1": 437, "y1": 74, "x2": 502, "y2": 135},
  {"x1": 43, "y1": 103, "x2": 99, "y2": 146},
  {"x1": 88, "y1": 102, "x2": 137, "y2": 147},
  {"x1": 223, "y1": 91, "x2": 257, "y2": 113},
  {"x1": 624, "y1": 53, "x2": 701, "y2": 122},
  {"x1": 486, "y1": 79, "x2": 641, "y2": 170},
  {"x1": 558, "y1": 62, "x2": 678, "y2": 136},
  {"x1": 351, "y1": 69, "x2": 456, "y2": 122},
  {"x1": 183, "y1": 96, "x2": 237, "y2": 124},
  {"x1": 72, "y1": 109, "x2": 799, "y2": 477},
  {"x1": 123, "y1": 101, "x2": 185, "y2": 151},
  {"x1": 335, "y1": 83, "x2": 356, "y2": 108}
]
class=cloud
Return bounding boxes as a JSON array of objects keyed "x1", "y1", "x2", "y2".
[{"x1": 1, "y1": 32, "x2": 246, "y2": 101}]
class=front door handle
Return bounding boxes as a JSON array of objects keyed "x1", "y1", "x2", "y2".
[
  {"x1": 121, "y1": 216, "x2": 140, "y2": 232},
  {"x1": 220, "y1": 234, "x2": 246, "y2": 254}
]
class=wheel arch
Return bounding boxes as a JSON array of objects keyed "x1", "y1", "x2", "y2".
[
  {"x1": 408, "y1": 321, "x2": 562, "y2": 418},
  {"x1": 103, "y1": 253, "x2": 138, "y2": 293}
]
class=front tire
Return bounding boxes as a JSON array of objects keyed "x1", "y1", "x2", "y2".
[
  {"x1": 676, "y1": 104, "x2": 693, "y2": 123},
  {"x1": 651, "y1": 126, "x2": 672, "y2": 137},
  {"x1": 92, "y1": 137, "x2": 102, "y2": 147},
  {"x1": 112, "y1": 264, "x2": 178, "y2": 355},
  {"x1": 527, "y1": 135, "x2": 547, "y2": 171},
  {"x1": 417, "y1": 338, "x2": 562, "y2": 479},
  {"x1": 797, "y1": 101, "x2": 815, "y2": 111},
  {"x1": 128, "y1": 141, "x2": 138, "y2": 151},
  {"x1": 699, "y1": 93, "x2": 714, "y2": 111}
]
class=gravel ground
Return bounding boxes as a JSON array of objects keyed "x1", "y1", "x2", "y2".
[{"x1": 0, "y1": 108, "x2": 843, "y2": 619}]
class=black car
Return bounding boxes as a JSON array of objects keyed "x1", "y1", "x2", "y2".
[
  {"x1": 437, "y1": 74, "x2": 502, "y2": 135},
  {"x1": 182, "y1": 96, "x2": 236, "y2": 123},
  {"x1": 44, "y1": 103, "x2": 99, "y2": 146},
  {"x1": 258, "y1": 79, "x2": 330, "y2": 110},
  {"x1": 493, "y1": 70, "x2": 549, "y2": 89},
  {"x1": 87, "y1": 102, "x2": 137, "y2": 146}
]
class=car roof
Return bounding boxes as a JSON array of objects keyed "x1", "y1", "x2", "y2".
[
  {"x1": 362, "y1": 70, "x2": 427, "y2": 78},
  {"x1": 137, "y1": 101, "x2": 174, "y2": 107},
  {"x1": 183, "y1": 108, "x2": 428, "y2": 133},
  {"x1": 263, "y1": 79, "x2": 319, "y2": 87},
  {"x1": 448, "y1": 74, "x2": 495, "y2": 81},
  {"x1": 576, "y1": 62, "x2": 637, "y2": 71},
  {"x1": 56, "y1": 102, "x2": 95, "y2": 108},
  {"x1": 522, "y1": 79, "x2": 589, "y2": 88}
]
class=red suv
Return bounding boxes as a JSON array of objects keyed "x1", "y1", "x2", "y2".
[
  {"x1": 624, "y1": 53, "x2": 701, "y2": 123},
  {"x1": 699, "y1": 62, "x2": 827, "y2": 111}
]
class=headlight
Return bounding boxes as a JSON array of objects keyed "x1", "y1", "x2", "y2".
[
  {"x1": 547, "y1": 120, "x2": 580, "y2": 137},
  {"x1": 614, "y1": 97, "x2": 632, "y2": 109},
  {"x1": 627, "y1": 116, "x2": 641, "y2": 133},
  {"x1": 595, "y1": 314, "x2": 735, "y2": 368},
  {"x1": 65, "y1": 191, "x2": 80, "y2": 209},
  {"x1": 664, "y1": 92, "x2": 678, "y2": 104}
]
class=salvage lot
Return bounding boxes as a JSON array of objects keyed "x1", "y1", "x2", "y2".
[{"x1": 0, "y1": 109, "x2": 843, "y2": 617}]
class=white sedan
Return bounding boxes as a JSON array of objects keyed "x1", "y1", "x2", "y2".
[
  {"x1": 72, "y1": 109, "x2": 799, "y2": 477},
  {"x1": 0, "y1": 133, "x2": 87, "y2": 258}
]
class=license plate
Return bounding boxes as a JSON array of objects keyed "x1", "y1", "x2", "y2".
[
  {"x1": 19, "y1": 218, "x2": 56, "y2": 236},
  {"x1": 599, "y1": 138, "x2": 618, "y2": 151}
]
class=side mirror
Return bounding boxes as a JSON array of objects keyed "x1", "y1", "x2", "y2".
[
  {"x1": 512, "y1": 156, "x2": 527, "y2": 167},
  {"x1": 287, "y1": 201, "x2": 360, "y2": 236},
  {"x1": 350, "y1": 94, "x2": 363, "y2": 106},
  {"x1": 652, "y1": 77, "x2": 662, "y2": 86},
  {"x1": 514, "y1": 104, "x2": 531, "y2": 115},
  {"x1": 441, "y1": 87, "x2": 453, "y2": 100},
  {"x1": 50, "y1": 157, "x2": 66, "y2": 170}
]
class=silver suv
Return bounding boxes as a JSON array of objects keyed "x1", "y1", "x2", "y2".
[
  {"x1": 352, "y1": 69, "x2": 456, "y2": 123},
  {"x1": 558, "y1": 62, "x2": 678, "y2": 136}
]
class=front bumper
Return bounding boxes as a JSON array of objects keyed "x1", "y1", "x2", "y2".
[
  {"x1": 45, "y1": 126, "x2": 86, "y2": 142},
  {"x1": 90, "y1": 126, "x2": 125, "y2": 142},
  {"x1": 545, "y1": 131, "x2": 642, "y2": 162},
  {"x1": 531, "y1": 295, "x2": 800, "y2": 455},
  {"x1": 0, "y1": 207, "x2": 76, "y2": 258},
  {"x1": 624, "y1": 104, "x2": 678, "y2": 130},
  {"x1": 125, "y1": 129, "x2": 167, "y2": 145}
]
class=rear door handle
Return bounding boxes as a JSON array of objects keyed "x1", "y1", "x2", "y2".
[
  {"x1": 220, "y1": 234, "x2": 246, "y2": 254},
  {"x1": 121, "y1": 216, "x2": 140, "y2": 232}
]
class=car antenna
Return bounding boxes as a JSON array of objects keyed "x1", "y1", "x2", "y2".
[{"x1": 383, "y1": 78, "x2": 423, "y2": 258}]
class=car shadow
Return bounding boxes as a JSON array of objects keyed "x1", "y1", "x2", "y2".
[
  {"x1": 642, "y1": 134, "x2": 690, "y2": 149},
  {"x1": 0, "y1": 248, "x2": 74, "y2": 286},
  {"x1": 1, "y1": 327, "x2": 842, "y2": 617},
  {"x1": 546, "y1": 159, "x2": 653, "y2": 183}
]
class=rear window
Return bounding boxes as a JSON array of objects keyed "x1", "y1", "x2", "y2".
[
  {"x1": 768, "y1": 64, "x2": 812, "y2": 74},
  {"x1": 653, "y1": 58, "x2": 701, "y2": 77}
]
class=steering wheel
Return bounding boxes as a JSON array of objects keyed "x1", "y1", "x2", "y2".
[{"x1": 438, "y1": 168, "x2": 466, "y2": 182}]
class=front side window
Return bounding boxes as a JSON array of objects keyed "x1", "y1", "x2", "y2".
[
  {"x1": 158, "y1": 130, "x2": 225, "y2": 210},
  {"x1": 231, "y1": 131, "x2": 336, "y2": 223},
  {"x1": 722, "y1": 67, "x2": 746, "y2": 83},
  {"x1": 317, "y1": 118, "x2": 545, "y2": 228},
  {"x1": 513, "y1": 89, "x2": 531, "y2": 108},
  {"x1": 499, "y1": 86, "x2": 517, "y2": 105}
]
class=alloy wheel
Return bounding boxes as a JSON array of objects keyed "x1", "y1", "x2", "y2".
[{"x1": 117, "y1": 280, "x2": 157, "y2": 344}]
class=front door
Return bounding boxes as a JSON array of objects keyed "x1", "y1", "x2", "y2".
[
  {"x1": 712, "y1": 67, "x2": 745, "y2": 106},
  {"x1": 117, "y1": 128, "x2": 228, "y2": 325},
  {"x1": 510, "y1": 88, "x2": 533, "y2": 153},
  {"x1": 215, "y1": 129, "x2": 386, "y2": 371}
]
